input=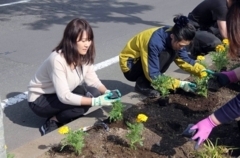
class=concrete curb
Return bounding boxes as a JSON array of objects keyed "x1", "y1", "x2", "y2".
[{"x1": 10, "y1": 54, "x2": 213, "y2": 158}]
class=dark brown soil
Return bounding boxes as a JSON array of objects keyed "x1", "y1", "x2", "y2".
[{"x1": 41, "y1": 59, "x2": 240, "y2": 158}]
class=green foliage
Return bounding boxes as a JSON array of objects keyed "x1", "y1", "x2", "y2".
[
  {"x1": 194, "y1": 76, "x2": 209, "y2": 98},
  {"x1": 126, "y1": 122, "x2": 144, "y2": 150},
  {"x1": 60, "y1": 129, "x2": 87, "y2": 155},
  {"x1": 210, "y1": 44, "x2": 229, "y2": 72},
  {"x1": 7, "y1": 153, "x2": 14, "y2": 158},
  {"x1": 109, "y1": 101, "x2": 125, "y2": 122},
  {"x1": 190, "y1": 139, "x2": 237, "y2": 158},
  {"x1": 151, "y1": 75, "x2": 174, "y2": 98}
]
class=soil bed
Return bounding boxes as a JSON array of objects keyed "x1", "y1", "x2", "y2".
[{"x1": 41, "y1": 59, "x2": 240, "y2": 158}]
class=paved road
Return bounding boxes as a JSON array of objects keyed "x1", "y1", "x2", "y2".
[{"x1": 0, "y1": 0, "x2": 201, "y2": 151}]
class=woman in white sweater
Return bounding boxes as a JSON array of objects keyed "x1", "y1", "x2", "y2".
[{"x1": 28, "y1": 18, "x2": 121, "y2": 135}]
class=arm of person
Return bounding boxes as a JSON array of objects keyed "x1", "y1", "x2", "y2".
[
  {"x1": 174, "y1": 48, "x2": 207, "y2": 78},
  {"x1": 217, "y1": 20, "x2": 227, "y2": 39},
  {"x1": 213, "y1": 94, "x2": 240, "y2": 124},
  {"x1": 140, "y1": 33, "x2": 180, "y2": 90},
  {"x1": 233, "y1": 67, "x2": 240, "y2": 80}
]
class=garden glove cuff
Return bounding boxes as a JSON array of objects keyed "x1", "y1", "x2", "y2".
[
  {"x1": 221, "y1": 71, "x2": 238, "y2": 83},
  {"x1": 91, "y1": 93, "x2": 120, "y2": 106},
  {"x1": 179, "y1": 81, "x2": 196, "y2": 93},
  {"x1": 190, "y1": 116, "x2": 217, "y2": 149}
]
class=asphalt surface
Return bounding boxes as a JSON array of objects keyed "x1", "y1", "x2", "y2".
[{"x1": 0, "y1": 0, "x2": 201, "y2": 151}]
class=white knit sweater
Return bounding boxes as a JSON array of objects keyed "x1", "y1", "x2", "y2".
[{"x1": 27, "y1": 51, "x2": 103, "y2": 105}]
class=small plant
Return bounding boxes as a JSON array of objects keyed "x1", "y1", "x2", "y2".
[
  {"x1": 126, "y1": 121, "x2": 144, "y2": 150},
  {"x1": 58, "y1": 126, "x2": 87, "y2": 155},
  {"x1": 194, "y1": 76, "x2": 209, "y2": 98},
  {"x1": 151, "y1": 75, "x2": 174, "y2": 98},
  {"x1": 109, "y1": 100, "x2": 125, "y2": 122},
  {"x1": 210, "y1": 39, "x2": 229, "y2": 72},
  {"x1": 190, "y1": 139, "x2": 237, "y2": 158}
]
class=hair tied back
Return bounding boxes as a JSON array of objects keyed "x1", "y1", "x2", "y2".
[{"x1": 173, "y1": 15, "x2": 189, "y2": 27}]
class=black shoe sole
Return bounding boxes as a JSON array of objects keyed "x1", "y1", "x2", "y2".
[{"x1": 39, "y1": 125, "x2": 46, "y2": 136}]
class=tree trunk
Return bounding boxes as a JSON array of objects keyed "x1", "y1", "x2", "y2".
[{"x1": 0, "y1": 100, "x2": 6, "y2": 158}]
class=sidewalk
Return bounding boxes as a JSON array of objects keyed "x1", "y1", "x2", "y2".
[{"x1": 10, "y1": 55, "x2": 212, "y2": 158}]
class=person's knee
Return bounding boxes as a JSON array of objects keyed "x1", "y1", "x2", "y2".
[
  {"x1": 87, "y1": 86, "x2": 101, "y2": 97},
  {"x1": 210, "y1": 38, "x2": 221, "y2": 48},
  {"x1": 56, "y1": 107, "x2": 90, "y2": 124}
]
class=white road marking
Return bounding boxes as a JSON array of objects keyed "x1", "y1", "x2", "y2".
[
  {"x1": 0, "y1": 0, "x2": 30, "y2": 7},
  {"x1": 1, "y1": 56, "x2": 120, "y2": 109}
]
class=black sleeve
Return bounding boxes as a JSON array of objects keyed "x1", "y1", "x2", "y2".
[
  {"x1": 213, "y1": 1, "x2": 228, "y2": 21},
  {"x1": 214, "y1": 94, "x2": 240, "y2": 123}
]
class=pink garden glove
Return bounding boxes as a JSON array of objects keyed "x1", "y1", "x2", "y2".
[{"x1": 190, "y1": 116, "x2": 216, "y2": 149}]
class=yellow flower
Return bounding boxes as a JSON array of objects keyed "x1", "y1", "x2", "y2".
[
  {"x1": 136, "y1": 114, "x2": 148, "y2": 123},
  {"x1": 196, "y1": 55, "x2": 205, "y2": 61},
  {"x1": 216, "y1": 44, "x2": 225, "y2": 52},
  {"x1": 58, "y1": 125, "x2": 70, "y2": 134},
  {"x1": 222, "y1": 39, "x2": 229, "y2": 46}
]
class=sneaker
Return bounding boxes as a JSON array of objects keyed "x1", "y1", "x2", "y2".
[
  {"x1": 135, "y1": 76, "x2": 160, "y2": 98},
  {"x1": 40, "y1": 119, "x2": 59, "y2": 136}
]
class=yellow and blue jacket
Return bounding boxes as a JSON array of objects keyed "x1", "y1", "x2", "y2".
[{"x1": 119, "y1": 26, "x2": 206, "y2": 89}]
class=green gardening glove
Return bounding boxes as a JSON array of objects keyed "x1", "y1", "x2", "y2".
[
  {"x1": 202, "y1": 69, "x2": 215, "y2": 76},
  {"x1": 179, "y1": 81, "x2": 197, "y2": 93},
  {"x1": 104, "y1": 89, "x2": 122, "y2": 99},
  {"x1": 91, "y1": 93, "x2": 120, "y2": 106}
]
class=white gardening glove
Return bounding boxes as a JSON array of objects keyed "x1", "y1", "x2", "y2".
[
  {"x1": 179, "y1": 81, "x2": 196, "y2": 93},
  {"x1": 91, "y1": 93, "x2": 120, "y2": 106}
]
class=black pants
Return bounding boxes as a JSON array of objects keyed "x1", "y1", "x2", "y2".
[
  {"x1": 188, "y1": 14, "x2": 222, "y2": 57},
  {"x1": 124, "y1": 50, "x2": 177, "y2": 82},
  {"x1": 28, "y1": 86, "x2": 101, "y2": 124}
]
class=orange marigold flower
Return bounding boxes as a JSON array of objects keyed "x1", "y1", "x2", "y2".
[
  {"x1": 136, "y1": 114, "x2": 148, "y2": 123},
  {"x1": 222, "y1": 39, "x2": 229, "y2": 46},
  {"x1": 216, "y1": 45, "x2": 225, "y2": 52},
  {"x1": 58, "y1": 125, "x2": 70, "y2": 134}
]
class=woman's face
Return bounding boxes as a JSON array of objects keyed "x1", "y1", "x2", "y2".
[
  {"x1": 170, "y1": 34, "x2": 190, "y2": 51},
  {"x1": 76, "y1": 31, "x2": 92, "y2": 55}
]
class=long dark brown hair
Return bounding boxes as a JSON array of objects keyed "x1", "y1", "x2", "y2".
[
  {"x1": 227, "y1": 1, "x2": 240, "y2": 57},
  {"x1": 53, "y1": 18, "x2": 95, "y2": 66}
]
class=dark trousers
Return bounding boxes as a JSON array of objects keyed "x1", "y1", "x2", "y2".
[
  {"x1": 29, "y1": 86, "x2": 101, "y2": 124},
  {"x1": 124, "y1": 50, "x2": 176, "y2": 82},
  {"x1": 188, "y1": 14, "x2": 222, "y2": 57}
]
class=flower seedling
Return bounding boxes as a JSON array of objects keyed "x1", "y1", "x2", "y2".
[
  {"x1": 190, "y1": 139, "x2": 237, "y2": 158},
  {"x1": 211, "y1": 39, "x2": 229, "y2": 72},
  {"x1": 126, "y1": 121, "x2": 144, "y2": 150},
  {"x1": 151, "y1": 75, "x2": 174, "y2": 98},
  {"x1": 109, "y1": 100, "x2": 125, "y2": 122},
  {"x1": 194, "y1": 76, "x2": 209, "y2": 98},
  {"x1": 58, "y1": 126, "x2": 87, "y2": 155}
]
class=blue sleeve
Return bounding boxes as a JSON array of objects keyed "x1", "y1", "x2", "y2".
[
  {"x1": 214, "y1": 94, "x2": 240, "y2": 123},
  {"x1": 147, "y1": 31, "x2": 165, "y2": 79},
  {"x1": 148, "y1": 41, "x2": 163, "y2": 79},
  {"x1": 178, "y1": 48, "x2": 195, "y2": 65}
]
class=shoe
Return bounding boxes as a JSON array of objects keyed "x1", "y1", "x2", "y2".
[
  {"x1": 40, "y1": 119, "x2": 60, "y2": 136},
  {"x1": 135, "y1": 76, "x2": 160, "y2": 98}
]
